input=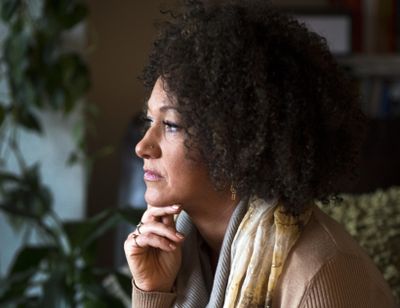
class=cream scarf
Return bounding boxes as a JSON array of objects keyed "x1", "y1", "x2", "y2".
[{"x1": 223, "y1": 197, "x2": 312, "y2": 308}]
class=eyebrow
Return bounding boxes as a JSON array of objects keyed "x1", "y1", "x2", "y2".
[
  {"x1": 146, "y1": 101, "x2": 179, "y2": 113},
  {"x1": 159, "y1": 105, "x2": 179, "y2": 112}
]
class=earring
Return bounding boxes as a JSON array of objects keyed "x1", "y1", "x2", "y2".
[{"x1": 230, "y1": 184, "x2": 237, "y2": 201}]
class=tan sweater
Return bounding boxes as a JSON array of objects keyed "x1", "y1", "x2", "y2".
[{"x1": 131, "y1": 205, "x2": 397, "y2": 307}]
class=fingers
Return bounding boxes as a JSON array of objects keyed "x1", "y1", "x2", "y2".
[
  {"x1": 138, "y1": 221, "x2": 184, "y2": 242},
  {"x1": 161, "y1": 215, "x2": 174, "y2": 226},
  {"x1": 124, "y1": 204, "x2": 183, "y2": 255},
  {"x1": 141, "y1": 205, "x2": 181, "y2": 225},
  {"x1": 125, "y1": 229, "x2": 183, "y2": 253},
  {"x1": 125, "y1": 214, "x2": 184, "y2": 254},
  {"x1": 135, "y1": 232, "x2": 178, "y2": 251}
]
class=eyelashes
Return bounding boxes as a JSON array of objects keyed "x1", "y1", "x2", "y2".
[
  {"x1": 163, "y1": 120, "x2": 181, "y2": 133},
  {"x1": 142, "y1": 116, "x2": 182, "y2": 133},
  {"x1": 142, "y1": 116, "x2": 152, "y2": 126}
]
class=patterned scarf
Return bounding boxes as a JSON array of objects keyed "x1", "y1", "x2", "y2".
[{"x1": 223, "y1": 197, "x2": 312, "y2": 307}]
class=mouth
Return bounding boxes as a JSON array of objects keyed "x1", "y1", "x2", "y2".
[{"x1": 143, "y1": 169, "x2": 163, "y2": 182}]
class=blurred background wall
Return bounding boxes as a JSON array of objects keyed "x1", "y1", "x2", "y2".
[{"x1": 86, "y1": 0, "x2": 167, "y2": 267}]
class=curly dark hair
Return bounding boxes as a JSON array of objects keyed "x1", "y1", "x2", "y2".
[{"x1": 142, "y1": 0, "x2": 365, "y2": 215}]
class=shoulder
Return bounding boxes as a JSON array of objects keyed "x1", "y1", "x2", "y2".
[{"x1": 274, "y1": 206, "x2": 396, "y2": 308}]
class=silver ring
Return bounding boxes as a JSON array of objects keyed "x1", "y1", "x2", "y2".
[
  {"x1": 132, "y1": 233, "x2": 141, "y2": 248},
  {"x1": 137, "y1": 221, "x2": 143, "y2": 234}
]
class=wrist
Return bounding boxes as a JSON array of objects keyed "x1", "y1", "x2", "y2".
[{"x1": 134, "y1": 279, "x2": 174, "y2": 293}]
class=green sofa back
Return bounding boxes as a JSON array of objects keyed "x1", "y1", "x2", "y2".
[{"x1": 320, "y1": 186, "x2": 400, "y2": 304}]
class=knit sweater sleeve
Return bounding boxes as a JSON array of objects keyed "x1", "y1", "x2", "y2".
[
  {"x1": 131, "y1": 280, "x2": 176, "y2": 308},
  {"x1": 298, "y1": 254, "x2": 396, "y2": 308}
]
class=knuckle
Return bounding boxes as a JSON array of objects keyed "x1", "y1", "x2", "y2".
[
  {"x1": 145, "y1": 233, "x2": 155, "y2": 241},
  {"x1": 158, "y1": 236, "x2": 170, "y2": 246},
  {"x1": 147, "y1": 234, "x2": 165, "y2": 246},
  {"x1": 140, "y1": 233, "x2": 150, "y2": 242},
  {"x1": 167, "y1": 226, "x2": 176, "y2": 233}
]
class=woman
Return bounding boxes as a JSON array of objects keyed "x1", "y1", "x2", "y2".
[{"x1": 124, "y1": 1, "x2": 396, "y2": 307}]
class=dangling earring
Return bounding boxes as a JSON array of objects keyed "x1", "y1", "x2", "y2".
[{"x1": 230, "y1": 183, "x2": 237, "y2": 201}]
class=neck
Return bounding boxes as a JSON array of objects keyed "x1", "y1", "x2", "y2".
[{"x1": 186, "y1": 194, "x2": 239, "y2": 256}]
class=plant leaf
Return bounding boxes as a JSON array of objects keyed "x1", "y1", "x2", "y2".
[
  {"x1": 40, "y1": 269, "x2": 72, "y2": 308},
  {"x1": 0, "y1": 105, "x2": 5, "y2": 126},
  {"x1": 0, "y1": 0, "x2": 21, "y2": 23},
  {"x1": 41, "y1": 213, "x2": 71, "y2": 256},
  {"x1": 112, "y1": 271, "x2": 132, "y2": 301},
  {"x1": 117, "y1": 208, "x2": 145, "y2": 225},
  {"x1": 44, "y1": 1, "x2": 88, "y2": 30},
  {"x1": 10, "y1": 246, "x2": 53, "y2": 274},
  {"x1": 65, "y1": 209, "x2": 118, "y2": 252},
  {"x1": 16, "y1": 109, "x2": 42, "y2": 133},
  {"x1": 0, "y1": 170, "x2": 20, "y2": 184},
  {"x1": 0, "y1": 270, "x2": 35, "y2": 305},
  {"x1": 0, "y1": 164, "x2": 52, "y2": 219}
]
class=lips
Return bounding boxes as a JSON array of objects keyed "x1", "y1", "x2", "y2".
[{"x1": 143, "y1": 169, "x2": 163, "y2": 181}]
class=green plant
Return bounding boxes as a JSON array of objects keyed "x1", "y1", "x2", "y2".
[
  {"x1": 0, "y1": 0, "x2": 89, "y2": 130},
  {"x1": 0, "y1": 169, "x2": 142, "y2": 306},
  {"x1": 320, "y1": 186, "x2": 400, "y2": 304},
  {"x1": 0, "y1": 0, "x2": 140, "y2": 306}
]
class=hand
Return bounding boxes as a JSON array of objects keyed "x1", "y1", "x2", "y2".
[{"x1": 124, "y1": 204, "x2": 184, "y2": 292}]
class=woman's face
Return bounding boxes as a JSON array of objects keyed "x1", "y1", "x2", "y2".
[{"x1": 135, "y1": 79, "x2": 217, "y2": 208}]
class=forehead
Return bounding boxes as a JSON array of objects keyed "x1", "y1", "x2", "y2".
[{"x1": 147, "y1": 79, "x2": 177, "y2": 113}]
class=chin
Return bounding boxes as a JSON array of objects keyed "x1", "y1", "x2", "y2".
[{"x1": 144, "y1": 189, "x2": 174, "y2": 207}]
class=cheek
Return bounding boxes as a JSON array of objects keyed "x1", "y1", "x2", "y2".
[
  {"x1": 163, "y1": 140, "x2": 209, "y2": 187},
  {"x1": 168, "y1": 159, "x2": 195, "y2": 184},
  {"x1": 181, "y1": 162, "x2": 211, "y2": 189},
  {"x1": 168, "y1": 156, "x2": 207, "y2": 184}
]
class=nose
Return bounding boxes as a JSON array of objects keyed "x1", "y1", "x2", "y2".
[{"x1": 135, "y1": 130, "x2": 161, "y2": 159}]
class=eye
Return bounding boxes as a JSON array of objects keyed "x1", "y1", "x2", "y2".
[
  {"x1": 163, "y1": 120, "x2": 181, "y2": 133},
  {"x1": 143, "y1": 116, "x2": 153, "y2": 125},
  {"x1": 141, "y1": 115, "x2": 153, "y2": 133}
]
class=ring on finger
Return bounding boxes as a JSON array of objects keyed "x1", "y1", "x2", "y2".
[
  {"x1": 132, "y1": 233, "x2": 142, "y2": 248},
  {"x1": 137, "y1": 221, "x2": 144, "y2": 234}
]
